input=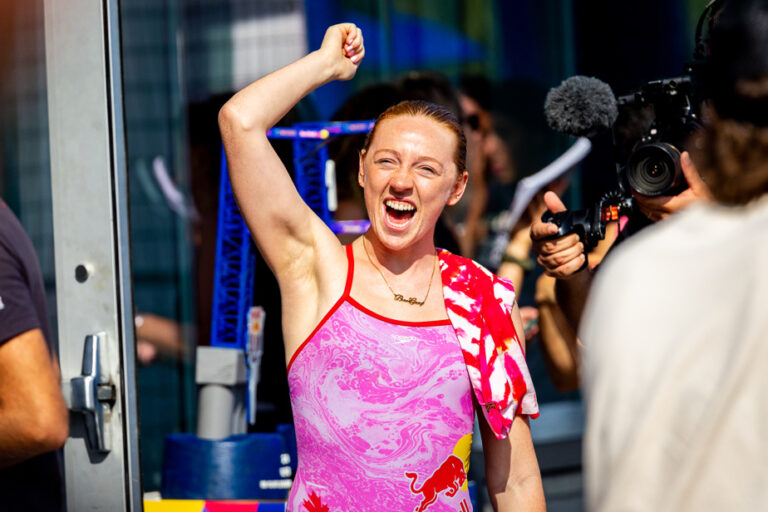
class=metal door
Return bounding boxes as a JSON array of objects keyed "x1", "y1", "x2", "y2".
[{"x1": 44, "y1": 0, "x2": 141, "y2": 509}]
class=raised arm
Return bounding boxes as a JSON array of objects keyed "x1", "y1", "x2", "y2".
[{"x1": 218, "y1": 24, "x2": 364, "y2": 280}]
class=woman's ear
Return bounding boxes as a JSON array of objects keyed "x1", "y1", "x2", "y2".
[
  {"x1": 358, "y1": 149, "x2": 367, "y2": 188},
  {"x1": 446, "y1": 171, "x2": 469, "y2": 206}
]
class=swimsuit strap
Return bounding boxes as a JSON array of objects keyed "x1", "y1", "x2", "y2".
[{"x1": 343, "y1": 243, "x2": 355, "y2": 297}]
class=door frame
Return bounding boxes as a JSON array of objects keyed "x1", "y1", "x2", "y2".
[{"x1": 44, "y1": 0, "x2": 141, "y2": 509}]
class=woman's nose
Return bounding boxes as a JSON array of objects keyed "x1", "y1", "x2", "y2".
[{"x1": 389, "y1": 166, "x2": 413, "y2": 192}]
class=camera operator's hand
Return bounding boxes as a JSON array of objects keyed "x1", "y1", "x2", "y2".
[
  {"x1": 530, "y1": 191, "x2": 586, "y2": 279},
  {"x1": 632, "y1": 151, "x2": 713, "y2": 222}
]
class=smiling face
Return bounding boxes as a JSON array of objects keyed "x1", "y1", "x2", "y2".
[{"x1": 358, "y1": 114, "x2": 468, "y2": 251}]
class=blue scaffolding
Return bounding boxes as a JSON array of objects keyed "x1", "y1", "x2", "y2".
[
  {"x1": 209, "y1": 121, "x2": 373, "y2": 419},
  {"x1": 210, "y1": 149, "x2": 256, "y2": 350},
  {"x1": 270, "y1": 121, "x2": 375, "y2": 225}
]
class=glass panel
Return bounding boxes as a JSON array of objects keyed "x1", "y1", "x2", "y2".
[
  {"x1": 120, "y1": 0, "x2": 196, "y2": 492},
  {"x1": 122, "y1": 0, "x2": 309, "y2": 494}
]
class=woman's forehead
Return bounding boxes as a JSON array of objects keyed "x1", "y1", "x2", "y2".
[{"x1": 370, "y1": 115, "x2": 456, "y2": 149}]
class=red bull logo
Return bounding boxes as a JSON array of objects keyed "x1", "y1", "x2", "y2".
[{"x1": 405, "y1": 454, "x2": 467, "y2": 512}]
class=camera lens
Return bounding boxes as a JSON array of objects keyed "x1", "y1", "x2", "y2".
[{"x1": 626, "y1": 142, "x2": 683, "y2": 196}]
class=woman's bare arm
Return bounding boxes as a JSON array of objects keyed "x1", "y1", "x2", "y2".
[
  {"x1": 219, "y1": 25, "x2": 364, "y2": 350},
  {"x1": 479, "y1": 412, "x2": 546, "y2": 511},
  {"x1": 535, "y1": 274, "x2": 581, "y2": 392},
  {"x1": 218, "y1": 24, "x2": 364, "y2": 280}
]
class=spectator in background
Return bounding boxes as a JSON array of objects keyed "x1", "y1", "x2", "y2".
[
  {"x1": 134, "y1": 312, "x2": 185, "y2": 364},
  {"x1": 0, "y1": 198, "x2": 68, "y2": 512},
  {"x1": 581, "y1": 0, "x2": 768, "y2": 509},
  {"x1": 456, "y1": 75, "x2": 494, "y2": 258}
]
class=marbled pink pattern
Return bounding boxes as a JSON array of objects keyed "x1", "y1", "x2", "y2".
[{"x1": 287, "y1": 300, "x2": 474, "y2": 512}]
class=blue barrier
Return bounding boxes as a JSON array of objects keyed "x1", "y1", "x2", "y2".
[
  {"x1": 162, "y1": 433, "x2": 292, "y2": 500},
  {"x1": 275, "y1": 423, "x2": 298, "y2": 474}
]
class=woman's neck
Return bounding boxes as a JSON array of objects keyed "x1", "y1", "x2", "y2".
[{"x1": 362, "y1": 232, "x2": 436, "y2": 275}]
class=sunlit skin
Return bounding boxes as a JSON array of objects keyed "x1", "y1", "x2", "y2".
[{"x1": 358, "y1": 115, "x2": 468, "y2": 263}]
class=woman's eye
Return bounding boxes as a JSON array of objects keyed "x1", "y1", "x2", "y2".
[
  {"x1": 420, "y1": 166, "x2": 436, "y2": 174},
  {"x1": 376, "y1": 158, "x2": 394, "y2": 165}
]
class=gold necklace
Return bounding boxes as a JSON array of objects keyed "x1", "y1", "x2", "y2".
[{"x1": 362, "y1": 236, "x2": 437, "y2": 306}]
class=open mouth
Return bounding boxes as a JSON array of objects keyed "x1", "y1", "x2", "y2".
[{"x1": 384, "y1": 199, "x2": 416, "y2": 227}]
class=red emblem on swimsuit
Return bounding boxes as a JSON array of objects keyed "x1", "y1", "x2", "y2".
[
  {"x1": 405, "y1": 454, "x2": 467, "y2": 512},
  {"x1": 302, "y1": 491, "x2": 329, "y2": 512}
]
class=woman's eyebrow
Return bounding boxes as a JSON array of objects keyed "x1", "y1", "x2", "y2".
[
  {"x1": 372, "y1": 149, "x2": 399, "y2": 158},
  {"x1": 373, "y1": 149, "x2": 444, "y2": 167},
  {"x1": 415, "y1": 156, "x2": 443, "y2": 167}
]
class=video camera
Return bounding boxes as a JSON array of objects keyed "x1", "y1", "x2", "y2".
[
  {"x1": 542, "y1": 74, "x2": 703, "y2": 248},
  {"x1": 542, "y1": 1, "x2": 722, "y2": 249},
  {"x1": 618, "y1": 74, "x2": 702, "y2": 197}
]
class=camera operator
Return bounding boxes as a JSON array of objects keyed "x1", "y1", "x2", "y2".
[
  {"x1": 531, "y1": 151, "x2": 711, "y2": 334},
  {"x1": 580, "y1": 0, "x2": 768, "y2": 509},
  {"x1": 530, "y1": 78, "x2": 715, "y2": 392},
  {"x1": 532, "y1": 65, "x2": 719, "y2": 356},
  {"x1": 529, "y1": 167, "x2": 709, "y2": 391}
]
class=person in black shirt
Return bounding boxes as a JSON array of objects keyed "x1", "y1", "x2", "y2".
[{"x1": 0, "y1": 198, "x2": 68, "y2": 511}]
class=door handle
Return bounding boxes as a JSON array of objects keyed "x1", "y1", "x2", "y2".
[{"x1": 64, "y1": 333, "x2": 116, "y2": 453}]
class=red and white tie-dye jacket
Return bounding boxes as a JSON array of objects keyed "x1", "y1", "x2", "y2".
[{"x1": 438, "y1": 249, "x2": 539, "y2": 440}]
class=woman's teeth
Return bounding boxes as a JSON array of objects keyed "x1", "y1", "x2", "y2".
[{"x1": 385, "y1": 200, "x2": 415, "y2": 212}]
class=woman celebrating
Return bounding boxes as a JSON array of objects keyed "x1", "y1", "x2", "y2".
[{"x1": 219, "y1": 23, "x2": 544, "y2": 512}]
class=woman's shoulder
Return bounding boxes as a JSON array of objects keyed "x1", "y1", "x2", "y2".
[
  {"x1": 438, "y1": 249, "x2": 516, "y2": 296},
  {"x1": 437, "y1": 248, "x2": 508, "y2": 281},
  {"x1": 437, "y1": 248, "x2": 479, "y2": 269}
]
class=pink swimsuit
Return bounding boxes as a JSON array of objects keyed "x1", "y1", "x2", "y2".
[{"x1": 286, "y1": 245, "x2": 475, "y2": 512}]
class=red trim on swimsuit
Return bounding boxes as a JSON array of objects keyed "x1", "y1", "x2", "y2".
[
  {"x1": 287, "y1": 244, "x2": 451, "y2": 373},
  {"x1": 345, "y1": 296, "x2": 451, "y2": 327},
  {"x1": 286, "y1": 245, "x2": 354, "y2": 374}
]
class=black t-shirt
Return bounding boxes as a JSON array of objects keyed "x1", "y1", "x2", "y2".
[{"x1": 0, "y1": 199, "x2": 65, "y2": 511}]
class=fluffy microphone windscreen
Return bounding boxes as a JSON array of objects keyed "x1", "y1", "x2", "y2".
[{"x1": 544, "y1": 76, "x2": 618, "y2": 138}]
